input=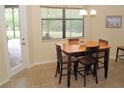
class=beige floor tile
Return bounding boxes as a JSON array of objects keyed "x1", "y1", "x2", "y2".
[
  {"x1": 11, "y1": 78, "x2": 33, "y2": 88},
  {"x1": 1, "y1": 59, "x2": 124, "y2": 88}
]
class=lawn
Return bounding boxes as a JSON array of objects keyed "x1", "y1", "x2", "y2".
[
  {"x1": 7, "y1": 30, "x2": 20, "y2": 40},
  {"x1": 43, "y1": 31, "x2": 82, "y2": 39}
]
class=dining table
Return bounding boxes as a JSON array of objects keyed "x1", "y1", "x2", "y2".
[{"x1": 58, "y1": 41, "x2": 111, "y2": 87}]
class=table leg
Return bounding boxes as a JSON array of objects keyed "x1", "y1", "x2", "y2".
[
  {"x1": 104, "y1": 49, "x2": 110, "y2": 78},
  {"x1": 67, "y1": 55, "x2": 71, "y2": 88}
]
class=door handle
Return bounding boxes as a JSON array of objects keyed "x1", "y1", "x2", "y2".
[
  {"x1": 22, "y1": 38, "x2": 25, "y2": 41},
  {"x1": 22, "y1": 42, "x2": 25, "y2": 45}
]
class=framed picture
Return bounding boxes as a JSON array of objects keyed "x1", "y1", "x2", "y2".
[{"x1": 106, "y1": 16, "x2": 122, "y2": 28}]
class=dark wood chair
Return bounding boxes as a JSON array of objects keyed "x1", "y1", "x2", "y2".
[
  {"x1": 98, "y1": 39, "x2": 108, "y2": 69},
  {"x1": 68, "y1": 38, "x2": 86, "y2": 57},
  {"x1": 76, "y1": 46, "x2": 99, "y2": 87},
  {"x1": 115, "y1": 46, "x2": 124, "y2": 62},
  {"x1": 68, "y1": 38, "x2": 79, "y2": 44},
  {"x1": 55, "y1": 45, "x2": 78, "y2": 84},
  {"x1": 99, "y1": 39, "x2": 108, "y2": 46}
]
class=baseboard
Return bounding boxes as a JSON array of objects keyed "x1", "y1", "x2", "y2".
[
  {"x1": 9, "y1": 65, "x2": 25, "y2": 77},
  {"x1": 0, "y1": 78, "x2": 9, "y2": 86},
  {"x1": 29, "y1": 60, "x2": 56, "y2": 68},
  {"x1": 28, "y1": 56, "x2": 115, "y2": 68}
]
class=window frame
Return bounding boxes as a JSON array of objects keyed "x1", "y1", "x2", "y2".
[{"x1": 41, "y1": 7, "x2": 84, "y2": 40}]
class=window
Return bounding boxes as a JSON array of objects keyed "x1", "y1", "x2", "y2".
[
  {"x1": 5, "y1": 5, "x2": 20, "y2": 39},
  {"x1": 41, "y1": 7, "x2": 84, "y2": 40}
]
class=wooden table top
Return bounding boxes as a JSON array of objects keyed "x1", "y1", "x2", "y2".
[{"x1": 58, "y1": 41, "x2": 111, "y2": 53}]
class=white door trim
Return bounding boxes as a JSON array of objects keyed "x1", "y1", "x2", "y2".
[{"x1": 19, "y1": 5, "x2": 30, "y2": 68}]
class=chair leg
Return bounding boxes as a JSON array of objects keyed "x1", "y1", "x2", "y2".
[
  {"x1": 115, "y1": 48, "x2": 119, "y2": 62},
  {"x1": 94, "y1": 64, "x2": 98, "y2": 84},
  {"x1": 87, "y1": 65, "x2": 91, "y2": 75},
  {"x1": 55, "y1": 62, "x2": 58, "y2": 77},
  {"x1": 55, "y1": 62, "x2": 60, "y2": 77},
  {"x1": 93, "y1": 64, "x2": 95, "y2": 77},
  {"x1": 93, "y1": 62, "x2": 98, "y2": 76},
  {"x1": 84, "y1": 66, "x2": 87, "y2": 87},
  {"x1": 97, "y1": 61, "x2": 99, "y2": 68},
  {"x1": 74, "y1": 62, "x2": 78, "y2": 80},
  {"x1": 59, "y1": 64, "x2": 62, "y2": 84},
  {"x1": 58, "y1": 62, "x2": 60, "y2": 73}
]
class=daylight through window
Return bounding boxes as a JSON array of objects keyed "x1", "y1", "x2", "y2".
[{"x1": 41, "y1": 7, "x2": 84, "y2": 40}]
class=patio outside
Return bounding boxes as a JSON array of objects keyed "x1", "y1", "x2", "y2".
[{"x1": 5, "y1": 6, "x2": 22, "y2": 69}]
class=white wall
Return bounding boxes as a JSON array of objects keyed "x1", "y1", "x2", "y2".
[
  {"x1": 0, "y1": 6, "x2": 9, "y2": 86},
  {"x1": 90, "y1": 5, "x2": 124, "y2": 58}
]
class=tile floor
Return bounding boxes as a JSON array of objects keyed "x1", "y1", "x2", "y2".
[{"x1": 1, "y1": 59, "x2": 124, "y2": 88}]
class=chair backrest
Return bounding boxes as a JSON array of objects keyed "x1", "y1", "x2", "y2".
[
  {"x1": 68, "y1": 38, "x2": 79, "y2": 44},
  {"x1": 99, "y1": 39, "x2": 108, "y2": 45},
  {"x1": 56, "y1": 45, "x2": 62, "y2": 63},
  {"x1": 86, "y1": 46, "x2": 100, "y2": 58}
]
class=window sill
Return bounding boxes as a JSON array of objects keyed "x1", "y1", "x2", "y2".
[{"x1": 41, "y1": 37, "x2": 85, "y2": 42}]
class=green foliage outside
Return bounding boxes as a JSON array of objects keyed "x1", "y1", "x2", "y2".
[
  {"x1": 41, "y1": 8, "x2": 84, "y2": 39},
  {"x1": 5, "y1": 8, "x2": 20, "y2": 40},
  {"x1": 7, "y1": 31, "x2": 20, "y2": 40}
]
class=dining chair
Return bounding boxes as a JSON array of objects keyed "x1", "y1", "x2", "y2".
[
  {"x1": 76, "y1": 46, "x2": 99, "y2": 87},
  {"x1": 115, "y1": 46, "x2": 124, "y2": 62},
  {"x1": 55, "y1": 45, "x2": 78, "y2": 84},
  {"x1": 68, "y1": 38, "x2": 80, "y2": 44},
  {"x1": 99, "y1": 39, "x2": 108, "y2": 45},
  {"x1": 68, "y1": 38, "x2": 85, "y2": 58},
  {"x1": 98, "y1": 39, "x2": 108, "y2": 69}
]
